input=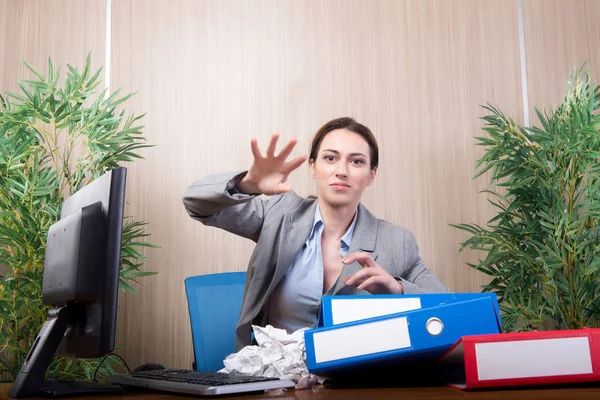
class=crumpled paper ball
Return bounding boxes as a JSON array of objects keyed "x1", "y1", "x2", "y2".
[{"x1": 219, "y1": 325, "x2": 327, "y2": 389}]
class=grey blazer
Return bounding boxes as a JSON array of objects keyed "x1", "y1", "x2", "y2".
[{"x1": 182, "y1": 171, "x2": 449, "y2": 350}]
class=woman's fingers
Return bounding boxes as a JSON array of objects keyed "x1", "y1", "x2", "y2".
[
  {"x1": 254, "y1": 134, "x2": 304, "y2": 166},
  {"x1": 265, "y1": 133, "x2": 280, "y2": 158},
  {"x1": 277, "y1": 137, "x2": 298, "y2": 160},
  {"x1": 347, "y1": 271, "x2": 402, "y2": 294},
  {"x1": 356, "y1": 275, "x2": 387, "y2": 291},
  {"x1": 357, "y1": 276, "x2": 402, "y2": 294},
  {"x1": 343, "y1": 252, "x2": 377, "y2": 286},
  {"x1": 248, "y1": 133, "x2": 305, "y2": 195},
  {"x1": 344, "y1": 273, "x2": 363, "y2": 287},
  {"x1": 345, "y1": 265, "x2": 377, "y2": 286},
  {"x1": 342, "y1": 252, "x2": 376, "y2": 267},
  {"x1": 284, "y1": 154, "x2": 307, "y2": 173},
  {"x1": 250, "y1": 137, "x2": 262, "y2": 160}
]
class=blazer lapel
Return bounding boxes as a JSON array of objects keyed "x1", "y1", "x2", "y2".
[
  {"x1": 267, "y1": 199, "x2": 318, "y2": 296},
  {"x1": 334, "y1": 203, "x2": 379, "y2": 295}
]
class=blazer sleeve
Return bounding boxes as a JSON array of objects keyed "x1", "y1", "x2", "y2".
[
  {"x1": 397, "y1": 231, "x2": 450, "y2": 294},
  {"x1": 182, "y1": 171, "x2": 284, "y2": 242}
]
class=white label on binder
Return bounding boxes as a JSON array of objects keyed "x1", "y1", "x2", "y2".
[
  {"x1": 312, "y1": 317, "x2": 411, "y2": 363},
  {"x1": 476, "y1": 337, "x2": 593, "y2": 380},
  {"x1": 330, "y1": 298, "x2": 422, "y2": 325}
]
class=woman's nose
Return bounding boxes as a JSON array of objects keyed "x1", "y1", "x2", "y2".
[{"x1": 335, "y1": 162, "x2": 348, "y2": 177}]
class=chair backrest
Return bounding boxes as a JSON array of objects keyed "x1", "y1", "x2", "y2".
[{"x1": 184, "y1": 272, "x2": 246, "y2": 372}]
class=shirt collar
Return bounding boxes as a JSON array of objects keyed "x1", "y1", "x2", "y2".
[
  {"x1": 311, "y1": 203, "x2": 358, "y2": 248},
  {"x1": 341, "y1": 209, "x2": 358, "y2": 249}
]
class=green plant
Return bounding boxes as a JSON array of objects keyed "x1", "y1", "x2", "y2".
[
  {"x1": 453, "y1": 67, "x2": 600, "y2": 332},
  {"x1": 0, "y1": 54, "x2": 156, "y2": 381}
]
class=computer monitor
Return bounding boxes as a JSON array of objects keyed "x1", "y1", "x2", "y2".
[{"x1": 9, "y1": 167, "x2": 127, "y2": 398}]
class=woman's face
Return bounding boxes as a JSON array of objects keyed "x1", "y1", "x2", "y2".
[{"x1": 310, "y1": 129, "x2": 377, "y2": 208}]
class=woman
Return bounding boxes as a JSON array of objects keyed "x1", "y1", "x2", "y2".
[{"x1": 183, "y1": 117, "x2": 448, "y2": 350}]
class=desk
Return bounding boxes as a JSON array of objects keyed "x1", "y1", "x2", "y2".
[{"x1": 2, "y1": 383, "x2": 600, "y2": 399}]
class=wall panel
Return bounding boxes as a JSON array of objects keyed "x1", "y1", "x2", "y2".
[
  {"x1": 523, "y1": 0, "x2": 600, "y2": 118},
  {"x1": 0, "y1": 0, "x2": 106, "y2": 94},
  {"x1": 111, "y1": 0, "x2": 523, "y2": 369}
]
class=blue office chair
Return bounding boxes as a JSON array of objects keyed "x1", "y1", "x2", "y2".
[{"x1": 184, "y1": 272, "x2": 247, "y2": 372}]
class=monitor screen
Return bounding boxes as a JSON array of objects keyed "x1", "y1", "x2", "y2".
[{"x1": 9, "y1": 167, "x2": 127, "y2": 398}]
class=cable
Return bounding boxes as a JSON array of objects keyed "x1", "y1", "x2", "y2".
[{"x1": 92, "y1": 352, "x2": 131, "y2": 382}]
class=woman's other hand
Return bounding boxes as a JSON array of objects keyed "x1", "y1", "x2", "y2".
[
  {"x1": 237, "y1": 133, "x2": 307, "y2": 195},
  {"x1": 342, "y1": 252, "x2": 404, "y2": 294}
]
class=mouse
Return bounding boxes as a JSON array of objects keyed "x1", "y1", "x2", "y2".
[{"x1": 132, "y1": 362, "x2": 165, "y2": 373}]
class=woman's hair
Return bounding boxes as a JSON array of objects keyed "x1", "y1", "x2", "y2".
[{"x1": 309, "y1": 117, "x2": 379, "y2": 170}]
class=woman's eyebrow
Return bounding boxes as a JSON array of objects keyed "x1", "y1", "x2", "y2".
[{"x1": 321, "y1": 149, "x2": 367, "y2": 157}]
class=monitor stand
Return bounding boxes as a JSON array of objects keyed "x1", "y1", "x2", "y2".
[{"x1": 8, "y1": 305, "x2": 123, "y2": 399}]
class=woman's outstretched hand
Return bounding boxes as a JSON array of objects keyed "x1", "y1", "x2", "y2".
[{"x1": 237, "y1": 133, "x2": 307, "y2": 195}]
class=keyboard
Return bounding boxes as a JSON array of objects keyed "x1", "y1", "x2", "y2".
[{"x1": 106, "y1": 368, "x2": 296, "y2": 396}]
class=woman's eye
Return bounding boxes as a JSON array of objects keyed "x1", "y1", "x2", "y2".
[
  {"x1": 323, "y1": 155, "x2": 336, "y2": 161},
  {"x1": 352, "y1": 159, "x2": 365, "y2": 164}
]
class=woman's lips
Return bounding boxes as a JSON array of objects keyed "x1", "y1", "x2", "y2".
[{"x1": 330, "y1": 183, "x2": 351, "y2": 189}]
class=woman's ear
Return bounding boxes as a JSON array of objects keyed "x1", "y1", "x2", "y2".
[
  {"x1": 309, "y1": 159, "x2": 316, "y2": 179},
  {"x1": 368, "y1": 167, "x2": 377, "y2": 185}
]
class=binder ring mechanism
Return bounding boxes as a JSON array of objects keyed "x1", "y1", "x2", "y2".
[{"x1": 426, "y1": 317, "x2": 444, "y2": 336}]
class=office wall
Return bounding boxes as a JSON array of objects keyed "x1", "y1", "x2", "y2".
[
  {"x1": 110, "y1": 0, "x2": 524, "y2": 368},
  {"x1": 1, "y1": 0, "x2": 598, "y2": 370},
  {"x1": 0, "y1": 0, "x2": 106, "y2": 93},
  {"x1": 523, "y1": 0, "x2": 600, "y2": 117}
]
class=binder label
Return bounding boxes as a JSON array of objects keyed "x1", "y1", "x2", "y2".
[
  {"x1": 476, "y1": 337, "x2": 593, "y2": 380},
  {"x1": 330, "y1": 297, "x2": 422, "y2": 325},
  {"x1": 312, "y1": 317, "x2": 411, "y2": 363}
]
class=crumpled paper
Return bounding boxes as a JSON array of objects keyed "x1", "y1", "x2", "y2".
[{"x1": 219, "y1": 325, "x2": 327, "y2": 389}]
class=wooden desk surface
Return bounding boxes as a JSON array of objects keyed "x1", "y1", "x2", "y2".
[{"x1": 3, "y1": 382, "x2": 600, "y2": 400}]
